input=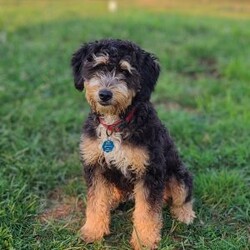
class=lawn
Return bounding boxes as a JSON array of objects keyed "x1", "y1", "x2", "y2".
[{"x1": 0, "y1": 1, "x2": 249, "y2": 249}]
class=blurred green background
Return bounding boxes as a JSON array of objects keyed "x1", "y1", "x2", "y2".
[{"x1": 0, "y1": 1, "x2": 249, "y2": 249}]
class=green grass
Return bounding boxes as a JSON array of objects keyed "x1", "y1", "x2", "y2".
[{"x1": 0, "y1": 1, "x2": 250, "y2": 249}]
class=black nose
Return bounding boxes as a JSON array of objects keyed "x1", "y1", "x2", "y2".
[{"x1": 99, "y1": 89, "x2": 113, "y2": 102}]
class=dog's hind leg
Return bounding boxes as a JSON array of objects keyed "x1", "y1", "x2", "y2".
[{"x1": 167, "y1": 167, "x2": 196, "y2": 224}]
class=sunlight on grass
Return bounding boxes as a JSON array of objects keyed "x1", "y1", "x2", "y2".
[{"x1": 1, "y1": 0, "x2": 250, "y2": 32}]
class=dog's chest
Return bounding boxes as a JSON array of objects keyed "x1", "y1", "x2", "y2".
[{"x1": 81, "y1": 118, "x2": 149, "y2": 177}]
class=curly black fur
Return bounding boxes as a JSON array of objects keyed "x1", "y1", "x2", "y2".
[{"x1": 71, "y1": 39, "x2": 194, "y2": 249}]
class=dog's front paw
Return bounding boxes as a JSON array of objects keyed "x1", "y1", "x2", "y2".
[
  {"x1": 80, "y1": 223, "x2": 110, "y2": 243},
  {"x1": 171, "y1": 202, "x2": 196, "y2": 225}
]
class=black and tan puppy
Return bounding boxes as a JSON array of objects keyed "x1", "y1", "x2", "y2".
[{"x1": 71, "y1": 39, "x2": 195, "y2": 250}]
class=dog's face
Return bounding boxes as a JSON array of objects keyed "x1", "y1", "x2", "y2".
[{"x1": 71, "y1": 39, "x2": 160, "y2": 115}]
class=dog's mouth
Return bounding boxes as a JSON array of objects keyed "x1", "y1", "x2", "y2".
[{"x1": 98, "y1": 100, "x2": 112, "y2": 106}]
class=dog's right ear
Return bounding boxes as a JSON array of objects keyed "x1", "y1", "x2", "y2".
[{"x1": 71, "y1": 43, "x2": 91, "y2": 91}]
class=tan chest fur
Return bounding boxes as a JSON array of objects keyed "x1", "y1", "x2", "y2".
[{"x1": 80, "y1": 122, "x2": 149, "y2": 177}]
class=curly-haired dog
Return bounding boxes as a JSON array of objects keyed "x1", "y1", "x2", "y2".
[{"x1": 71, "y1": 39, "x2": 195, "y2": 249}]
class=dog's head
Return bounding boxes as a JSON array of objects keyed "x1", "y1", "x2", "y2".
[{"x1": 71, "y1": 39, "x2": 160, "y2": 115}]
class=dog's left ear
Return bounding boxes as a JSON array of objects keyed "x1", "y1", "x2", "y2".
[
  {"x1": 71, "y1": 43, "x2": 91, "y2": 91},
  {"x1": 139, "y1": 51, "x2": 160, "y2": 99}
]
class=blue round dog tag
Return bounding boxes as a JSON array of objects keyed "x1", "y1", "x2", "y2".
[{"x1": 102, "y1": 140, "x2": 114, "y2": 153}]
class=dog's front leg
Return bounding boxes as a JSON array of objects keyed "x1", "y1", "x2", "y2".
[
  {"x1": 80, "y1": 167, "x2": 111, "y2": 243},
  {"x1": 131, "y1": 179, "x2": 164, "y2": 250}
]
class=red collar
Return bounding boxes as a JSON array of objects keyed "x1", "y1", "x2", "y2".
[{"x1": 98, "y1": 108, "x2": 136, "y2": 133}]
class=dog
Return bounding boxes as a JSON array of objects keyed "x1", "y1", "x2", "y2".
[{"x1": 71, "y1": 39, "x2": 195, "y2": 249}]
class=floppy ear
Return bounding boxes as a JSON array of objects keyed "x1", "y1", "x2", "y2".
[
  {"x1": 71, "y1": 43, "x2": 90, "y2": 91},
  {"x1": 140, "y1": 51, "x2": 160, "y2": 100}
]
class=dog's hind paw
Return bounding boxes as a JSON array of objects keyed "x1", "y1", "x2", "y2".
[{"x1": 171, "y1": 202, "x2": 196, "y2": 225}]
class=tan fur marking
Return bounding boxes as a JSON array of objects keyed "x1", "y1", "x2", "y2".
[
  {"x1": 110, "y1": 185, "x2": 126, "y2": 209},
  {"x1": 120, "y1": 60, "x2": 134, "y2": 74},
  {"x1": 117, "y1": 144, "x2": 149, "y2": 175},
  {"x1": 163, "y1": 183, "x2": 171, "y2": 203},
  {"x1": 127, "y1": 146, "x2": 149, "y2": 172},
  {"x1": 84, "y1": 79, "x2": 134, "y2": 115},
  {"x1": 169, "y1": 177, "x2": 187, "y2": 206},
  {"x1": 81, "y1": 131, "x2": 149, "y2": 178},
  {"x1": 131, "y1": 182, "x2": 162, "y2": 250},
  {"x1": 80, "y1": 135, "x2": 102, "y2": 166},
  {"x1": 84, "y1": 82, "x2": 100, "y2": 113},
  {"x1": 169, "y1": 177, "x2": 196, "y2": 224},
  {"x1": 93, "y1": 53, "x2": 109, "y2": 66},
  {"x1": 80, "y1": 171, "x2": 111, "y2": 242},
  {"x1": 111, "y1": 86, "x2": 134, "y2": 114}
]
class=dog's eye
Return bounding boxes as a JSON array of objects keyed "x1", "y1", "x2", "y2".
[{"x1": 120, "y1": 69, "x2": 130, "y2": 75}]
